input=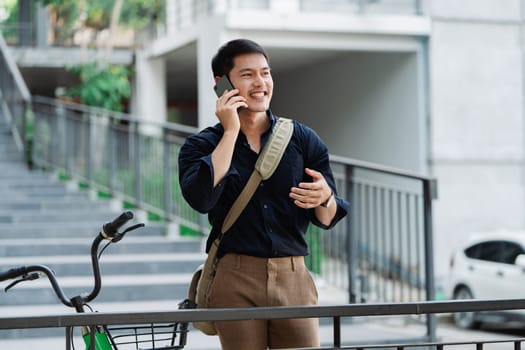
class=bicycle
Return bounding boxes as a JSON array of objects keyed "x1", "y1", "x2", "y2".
[{"x1": 0, "y1": 211, "x2": 190, "y2": 350}]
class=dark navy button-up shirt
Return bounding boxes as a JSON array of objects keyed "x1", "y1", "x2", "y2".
[{"x1": 178, "y1": 111, "x2": 349, "y2": 258}]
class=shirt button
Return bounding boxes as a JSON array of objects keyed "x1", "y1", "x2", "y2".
[{"x1": 263, "y1": 204, "x2": 268, "y2": 209}]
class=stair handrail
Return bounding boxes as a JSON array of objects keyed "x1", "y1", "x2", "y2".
[{"x1": 0, "y1": 33, "x2": 31, "y2": 153}]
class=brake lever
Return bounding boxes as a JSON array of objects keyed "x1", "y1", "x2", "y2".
[
  {"x1": 4, "y1": 272, "x2": 41, "y2": 292},
  {"x1": 111, "y1": 223, "x2": 145, "y2": 243}
]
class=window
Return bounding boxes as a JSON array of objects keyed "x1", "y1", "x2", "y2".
[
  {"x1": 501, "y1": 241, "x2": 525, "y2": 265},
  {"x1": 465, "y1": 241, "x2": 502, "y2": 263}
]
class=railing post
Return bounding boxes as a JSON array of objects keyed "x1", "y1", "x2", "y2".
[
  {"x1": 65, "y1": 326, "x2": 71, "y2": 350},
  {"x1": 89, "y1": 325, "x2": 96, "y2": 350},
  {"x1": 133, "y1": 120, "x2": 142, "y2": 207},
  {"x1": 423, "y1": 178, "x2": 438, "y2": 341},
  {"x1": 109, "y1": 116, "x2": 117, "y2": 195},
  {"x1": 20, "y1": 98, "x2": 28, "y2": 161},
  {"x1": 87, "y1": 113, "x2": 94, "y2": 185},
  {"x1": 333, "y1": 316, "x2": 341, "y2": 348},
  {"x1": 163, "y1": 128, "x2": 173, "y2": 220},
  {"x1": 53, "y1": 105, "x2": 63, "y2": 171},
  {"x1": 347, "y1": 165, "x2": 357, "y2": 304}
]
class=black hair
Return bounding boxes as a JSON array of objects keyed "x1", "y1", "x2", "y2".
[{"x1": 211, "y1": 39, "x2": 269, "y2": 78}]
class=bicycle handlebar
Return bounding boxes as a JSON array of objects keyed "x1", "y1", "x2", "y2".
[
  {"x1": 0, "y1": 266, "x2": 28, "y2": 282},
  {"x1": 0, "y1": 265, "x2": 73, "y2": 307},
  {"x1": 0, "y1": 211, "x2": 142, "y2": 311},
  {"x1": 101, "y1": 211, "x2": 134, "y2": 239}
]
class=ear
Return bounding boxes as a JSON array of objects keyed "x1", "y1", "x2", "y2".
[{"x1": 213, "y1": 76, "x2": 221, "y2": 84}]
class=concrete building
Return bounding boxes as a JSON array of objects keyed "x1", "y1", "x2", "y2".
[{"x1": 9, "y1": 0, "x2": 525, "y2": 291}]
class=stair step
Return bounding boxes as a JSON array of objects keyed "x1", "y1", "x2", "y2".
[
  {"x1": 0, "y1": 117, "x2": 203, "y2": 344},
  {"x1": 0, "y1": 222, "x2": 166, "y2": 238},
  {"x1": 0, "y1": 237, "x2": 203, "y2": 256},
  {"x1": 0, "y1": 166, "x2": 48, "y2": 175},
  {"x1": 0, "y1": 252, "x2": 205, "y2": 276},
  {"x1": 0, "y1": 153, "x2": 23, "y2": 162},
  {"x1": 0, "y1": 198, "x2": 114, "y2": 211},
  {"x1": 0, "y1": 179, "x2": 64, "y2": 187},
  {"x1": 1, "y1": 187, "x2": 73, "y2": 197},
  {"x1": 0, "y1": 273, "x2": 192, "y2": 306},
  {"x1": 0, "y1": 210, "x2": 123, "y2": 223}
]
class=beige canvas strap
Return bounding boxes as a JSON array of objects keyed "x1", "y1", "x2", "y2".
[{"x1": 221, "y1": 117, "x2": 293, "y2": 234}]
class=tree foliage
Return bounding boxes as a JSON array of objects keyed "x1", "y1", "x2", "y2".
[
  {"x1": 1, "y1": 0, "x2": 162, "y2": 112},
  {"x1": 65, "y1": 62, "x2": 131, "y2": 112},
  {"x1": 37, "y1": 0, "x2": 164, "y2": 30}
]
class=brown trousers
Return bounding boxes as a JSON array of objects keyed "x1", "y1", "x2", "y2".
[{"x1": 208, "y1": 253, "x2": 320, "y2": 350}]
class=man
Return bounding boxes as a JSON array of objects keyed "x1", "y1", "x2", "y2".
[{"x1": 178, "y1": 39, "x2": 349, "y2": 349}]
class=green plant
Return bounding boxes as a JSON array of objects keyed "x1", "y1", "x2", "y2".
[
  {"x1": 39, "y1": 0, "x2": 164, "y2": 32},
  {"x1": 65, "y1": 62, "x2": 130, "y2": 112}
]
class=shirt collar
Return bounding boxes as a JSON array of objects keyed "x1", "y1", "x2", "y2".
[{"x1": 267, "y1": 110, "x2": 278, "y2": 131}]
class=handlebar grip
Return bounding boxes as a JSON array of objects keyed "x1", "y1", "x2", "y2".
[
  {"x1": 102, "y1": 211, "x2": 134, "y2": 238},
  {"x1": 0, "y1": 266, "x2": 28, "y2": 281}
]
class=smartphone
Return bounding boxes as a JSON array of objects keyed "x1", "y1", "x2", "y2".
[{"x1": 214, "y1": 75, "x2": 235, "y2": 97}]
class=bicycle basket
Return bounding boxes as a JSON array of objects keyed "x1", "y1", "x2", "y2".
[{"x1": 105, "y1": 321, "x2": 188, "y2": 350}]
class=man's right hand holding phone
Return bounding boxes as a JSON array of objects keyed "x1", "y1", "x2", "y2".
[
  {"x1": 215, "y1": 87, "x2": 247, "y2": 133},
  {"x1": 211, "y1": 82, "x2": 248, "y2": 187}
]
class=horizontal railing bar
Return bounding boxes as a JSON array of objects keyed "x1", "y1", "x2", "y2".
[
  {"x1": 32, "y1": 95, "x2": 199, "y2": 136},
  {"x1": 0, "y1": 35, "x2": 31, "y2": 100},
  {"x1": 347, "y1": 338, "x2": 525, "y2": 350},
  {"x1": 2, "y1": 299, "x2": 525, "y2": 330},
  {"x1": 352, "y1": 178, "x2": 423, "y2": 195},
  {"x1": 330, "y1": 155, "x2": 434, "y2": 182}
]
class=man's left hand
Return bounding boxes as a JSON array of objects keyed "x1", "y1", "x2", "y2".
[{"x1": 289, "y1": 168, "x2": 332, "y2": 209}]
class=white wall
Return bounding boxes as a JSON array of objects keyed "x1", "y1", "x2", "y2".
[
  {"x1": 430, "y1": 0, "x2": 525, "y2": 282},
  {"x1": 271, "y1": 51, "x2": 424, "y2": 173}
]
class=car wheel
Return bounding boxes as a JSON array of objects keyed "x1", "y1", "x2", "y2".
[{"x1": 453, "y1": 287, "x2": 480, "y2": 329}]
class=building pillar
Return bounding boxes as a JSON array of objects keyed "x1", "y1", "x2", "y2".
[
  {"x1": 35, "y1": 2, "x2": 48, "y2": 47},
  {"x1": 18, "y1": 0, "x2": 31, "y2": 46},
  {"x1": 133, "y1": 52, "x2": 167, "y2": 128},
  {"x1": 196, "y1": 22, "x2": 225, "y2": 129},
  {"x1": 166, "y1": 0, "x2": 177, "y2": 33}
]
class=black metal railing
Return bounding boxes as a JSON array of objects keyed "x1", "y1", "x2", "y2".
[
  {"x1": 0, "y1": 34, "x2": 30, "y2": 154},
  {"x1": 27, "y1": 97, "x2": 437, "y2": 306},
  {"x1": 1, "y1": 299, "x2": 524, "y2": 350}
]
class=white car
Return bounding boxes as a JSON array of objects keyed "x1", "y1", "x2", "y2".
[{"x1": 447, "y1": 231, "x2": 525, "y2": 329}]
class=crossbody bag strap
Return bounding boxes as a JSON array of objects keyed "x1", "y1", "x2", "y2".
[{"x1": 221, "y1": 117, "x2": 294, "y2": 234}]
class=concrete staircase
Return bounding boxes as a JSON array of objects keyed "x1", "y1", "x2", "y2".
[{"x1": 0, "y1": 117, "x2": 205, "y2": 340}]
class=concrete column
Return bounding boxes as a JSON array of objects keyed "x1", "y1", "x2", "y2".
[
  {"x1": 18, "y1": 0, "x2": 31, "y2": 46},
  {"x1": 35, "y1": 3, "x2": 49, "y2": 47},
  {"x1": 166, "y1": 0, "x2": 177, "y2": 33},
  {"x1": 196, "y1": 21, "x2": 226, "y2": 129},
  {"x1": 133, "y1": 52, "x2": 167, "y2": 128}
]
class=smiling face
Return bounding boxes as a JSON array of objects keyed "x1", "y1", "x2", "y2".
[{"x1": 228, "y1": 53, "x2": 273, "y2": 114}]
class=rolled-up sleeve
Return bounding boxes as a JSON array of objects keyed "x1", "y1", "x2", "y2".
[
  {"x1": 298, "y1": 123, "x2": 350, "y2": 229},
  {"x1": 178, "y1": 128, "x2": 235, "y2": 213}
]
